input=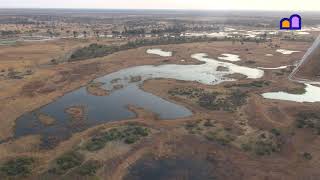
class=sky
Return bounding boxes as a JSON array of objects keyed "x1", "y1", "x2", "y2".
[{"x1": 1, "y1": 0, "x2": 320, "y2": 11}]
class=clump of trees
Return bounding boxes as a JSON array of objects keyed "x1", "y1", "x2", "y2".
[
  {"x1": 168, "y1": 86, "x2": 248, "y2": 112},
  {"x1": 302, "y1": 152, "x2": 312, "y2": 160},
  {"x1": 241, "y1": 131, "x2": 282, "y2": 156},
  {"x1": 285, "y1": 86, "x2": 306, "y2": 95},
  {"x1": 69, "y1": 36, "x2": 232, "y2": 61},
  {"x1": 0, "y1": 30, "x2": 21, "y2": 36},
  {"x1": 224, "y1": 80, "x2": 270, "y2": 88},
  {"x1": 49, "y1": 151, "x2": 84, "y2": 175},
  {"x1": 123, "y1": 28, "x2": 145, "y2": 35},
  {"x1": 205, "y1": 130, "x2": 235, "y2": 146},
  {"x1": 296, "y1": 111, "x2": 320, "y2": 134},
  {"x1": 0, "y1": 157, "x2": 35, "y2": 177},
  {"x1": 150, "y1": 26, "x2": 187, "y2": 35},
  {"x1": 76, "y1": 160, "x2": 101, "y2": 176},
  {"x1": 85, "y1": 125, "x2": 150, "y2": 152},
  {"x1": 198, "y1": 90, "x2": 247, "y2": 112},
  {"x1": 168, "y1": 87, "x2": 205, "y2": 99},
  {"x1": 69, "y1": 43, "x2": 119, "y2": 61}
]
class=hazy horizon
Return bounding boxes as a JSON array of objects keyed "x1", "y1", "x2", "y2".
[{"x1": 1, "y1": 0, "x2": 320, "y2": 11}]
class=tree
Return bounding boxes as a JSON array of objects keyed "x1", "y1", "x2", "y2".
[
  {"x1": 47, "y1": 29, "x2": 53, "y2": 38},
  {"x1": 94, "y1": 30, "x2": 100, "y2": 40},
  {"x1": 83, "y1": 31, "x2": 87, "y2": 38},
  {"x1": 66, "y1": 30, "x2": 70, "y2": 37},
  {"x1": 73, "y1": 31, "x2": 78, "y2": 38}
]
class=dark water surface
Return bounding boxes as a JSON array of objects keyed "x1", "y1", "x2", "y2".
[
  {"x1": 14, "y1": 84, "x2": 192, "y2": 143},
  {"x1": 124, "y1": 156, "x2": 217, "y2": 180}
]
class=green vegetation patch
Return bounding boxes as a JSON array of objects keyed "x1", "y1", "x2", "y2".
[
  {"x1": 241, "y1": 131, "x2": 282, "y2": 156},
  {"x1": 296, "y1": 111, "x2": 320, "y2": 134},
  {"x1": 69, "y1": 36, "x2": 242, "y2": 61},
  {"x1": 286, "y1": 87, "x2": 306, "y2": 94},
  {"x1": 0, "y1": 157, "x2": 35, "y2": 177},
  {"x1": 198, "y1": 90, "x2": 247, "y2": 112},
  {"x1": 224, "y1": 80, "x2": 270, "y2": 88},
  {"x1": 184, "y1": 119, "x2": 237, "y2": 146},
  {"x1": 70, "y1": 43, "x2": 120, "y2": 61},
  {"x1": 184, "y1": 120, "x2": 204, "y2": 134},
  {"x1": 302, "y1": 152, "x2": 313, "y2": 160},
  {"x1": 205, "y1": 130, "x2": 235, "y2": 146},
  {"x1": 168, "y1": 87, "x2": 205, "y2": 99},
  {"x1": 50, "y1": 151, "x2": 84, "y2": 174},
  {"x1": 169, "y1": 86, "x2": 248, "y2": 112},
  {"x1": 76, "y1": 160, "x2": 101, "y2": 176},
  {"x1": 85, "y1": 125, "x2": 150, "y2": 152}
]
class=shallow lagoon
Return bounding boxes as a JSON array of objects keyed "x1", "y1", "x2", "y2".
[{"x1": 14, "y1": 52, "x2": 264, "y2": 143}]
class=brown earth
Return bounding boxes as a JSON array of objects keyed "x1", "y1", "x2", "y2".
[{"x1": 0, "y1": 39, "x2": 319, "y2": 179}]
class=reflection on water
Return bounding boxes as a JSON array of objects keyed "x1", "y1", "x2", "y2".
[
  {"x1": 218, "y1": 53, "x2": 241, "y2": 62},
  {"x1": 276, "y1": 49, "x2": 300, "y2": 55},
  {"x1": 15, "y1": 85, "x2": 192, "y2": 142},
  {"x1": 14, "y1": 53, "x2": 264, "y2": 144},
  {"x1": 146, "y1": 48, "x2": 172, "y2": 57},
  {"x1": 124, "y1": 156, "x2": 216, "y2": 180},
  {"x1": 258, "y1": 65, "x2": 289, "y2": 70}
]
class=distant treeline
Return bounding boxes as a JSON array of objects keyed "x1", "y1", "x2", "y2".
[
  {"x1": 0, "y1": 30, "x2": 21, "y2": 36},
  {"x1": 69, "y1": 36, "x2": 264, "y2": 61},
  {"x1": 150, "y1": 26, "x2": 187, "y2": 34},
  {"x1": 112, "y1": 26, "x2": 187, "y2": 36}
]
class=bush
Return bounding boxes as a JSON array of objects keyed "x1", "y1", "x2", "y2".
[
  {"x1": 168, "y1": 87, "x2": 205, "y2": 98},
  {"x1": 0, "y1": 157, "x2": 34, "y2": 177},
  {"x1": 85, "y1": 126, "x2": 150, "y2": 151},
  {"x1": 52, "y1": 152, "x2": 84, "y2": 174},
  {"x1": 198, "y1": 92, "x2": 219, "y2": 110},
  {"x1": 77, "y1": 160, "x2": 101, "y2": 176},
  {"x1": 224, "y1": 81, "x2": 270, "y2": 88},
  {"x1": 286, "y1": 87, "x2": 306, "y2": 94},
  {"x1": 204, "y1": 120, "x2": 214, "y2": 127},
  {"x1": 302, "y1": 152, "x2": 312, "y2": 160},
  {"x1": 241, "y1": 131, "x2": 282, "y2": 156},
  {"x1": 253, "y1": 133, "x2": 281, "y2": 156},
  {"x1": 254, "y1": 141, "x2": 278, "y2": 155},
  {"x1": 85, "y1": 138, "x2": 106, "y2": 151},
  {"x1": 124, "y1": 135, "x2": 140, "y2": 144},
  {"x1": 241, "y1": 143, "x2": 252, "y2": 151},
  {"x1": 270, "y1": 128, "x2": 281, "y2": 136},
  {"x1": 205, "y1": 131, "x2": 234, "y2": 146},
  {"x1": 197, "y1": 90, "x2": 247, "y2": 112},
  {"x1": 296, "y1": 112, "x2": 320, "y2": 134}
]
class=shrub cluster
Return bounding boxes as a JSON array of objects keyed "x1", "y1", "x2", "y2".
[
  {"x1": 0, "y1": 157, "x2": 34, "y2": 177},
  {"x1": 296, "y1": 111, "x2": 320, "y2": 134},
  {"x1": 198, "y1": 90, "x2": 247, "y2": 112},
  {"x1": 49, "y1": 151, "x2": 84, "y2": 174},
  {"x1": 85, "y1": 126, "x2": 150, "y2": 151},
  {"x1": 69, "y1": 36, "x2": 237, "y2": 61}
]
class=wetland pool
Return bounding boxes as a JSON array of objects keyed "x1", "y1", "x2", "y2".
[{"x1": 14, "y1": 52, "x2": 264, "y2": 144}]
